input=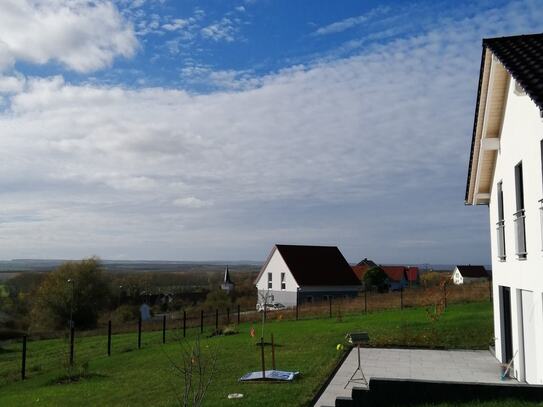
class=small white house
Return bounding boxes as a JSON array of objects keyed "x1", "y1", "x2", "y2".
[
  {"x1": 255, "y1": 244, "x2": 361, "y2": 307},
  {"x1": 451, "y1": 265, "x2": 489, "y2": 285},
  {"x1": 465, "y1": 33, "x2": 543, "y2": 384}
]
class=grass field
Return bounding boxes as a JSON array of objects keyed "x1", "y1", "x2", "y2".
[{"x1": 0, "y1": 301, "x2": 533, "y2": 406}]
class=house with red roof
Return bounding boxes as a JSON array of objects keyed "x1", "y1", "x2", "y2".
[{"x1": 352, "y1": 258, "x2": 420, "y2": 291}]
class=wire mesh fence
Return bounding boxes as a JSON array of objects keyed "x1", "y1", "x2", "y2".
[{"x1": 0, "y1": 280, "x2": 491, "y2": 386}]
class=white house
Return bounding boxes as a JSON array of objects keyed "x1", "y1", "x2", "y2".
[
  {"x1": 465, "y1": 33, "x2": 543, "y2": 384},
  {"x1": 255, "y1": 244, "x2": 361, "y2": 307},
  {"x1": 451, "y1": 265, "x2": 489, "y2": 285}
]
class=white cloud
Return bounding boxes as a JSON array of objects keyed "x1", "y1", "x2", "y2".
[
  {"x1": 162, "y1": 18, "x2": 191, "y2": 31},
  {"x1": 201, "y1": 17, "x2": 238, "y2": 42},
  {"x1": 173, "y1": 197, "x2": 213, "y2": 208},
  {"x1": 0, "y1": 0, "x2": 138, "y2": 72},
  {"x1": 0, "y1": 0, "x2": 541, "y2": 261},
  {"x1": 314, "y1": 6, "x2": 390, "y2": 36},
  {"x1": 0, "y1": 74, "x2": 25, "y2": 93}
]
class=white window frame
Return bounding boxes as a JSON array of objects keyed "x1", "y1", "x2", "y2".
[
  {"x1": 280, "y1": 272, "x2": 286, "y2": 290},
  {"x1": 267, "y1": 272, "x2": 272, "y2": 289}
]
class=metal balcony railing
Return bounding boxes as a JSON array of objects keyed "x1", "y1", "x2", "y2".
[
  {"x1": 514, "y1": 209, "x2": 527, "y2": 259},
  {"x1": 496, "y1": 220, "x2": 506, "y2": 261},
  {"x1": 540, "y1": 199, "x2": 543, "y2": 251}
]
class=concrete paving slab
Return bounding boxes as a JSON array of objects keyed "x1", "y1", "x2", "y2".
[{"x1": 314, "y1": 348, "x2": 518, "y2": 407}]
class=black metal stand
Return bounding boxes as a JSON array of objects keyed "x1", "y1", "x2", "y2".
[{"x1": 344, "y1": 344, "x2": 367, "y2": 388}]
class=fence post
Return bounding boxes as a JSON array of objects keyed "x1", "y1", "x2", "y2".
[
  {"x1": 296, "y1": 302, "x2": 299, "y2": 320},
  {"x1": 237, "y1": 304, "x2": 240, "y2": 325},
  {"x1": 21, "y1": 335, "x2": 27, "y2": 381},
  {"x1": 260, "y1": 337, "x2": 266, "y2": 379},
  {"x1": 329, "y1": 296, "x2": 332, "y2": 318},
  {"x1": 215, "y1": 309, "x2": 219, "y2": 331},
  {"x1": 400, "y1": 287, "x2": 404, "y2": 310},
  {"x1": 137, "y1": 316, "x2": 142, "y2": 349},
  {"x1": 200, "y1": 310, "x2": 204, "y2": 334},
  {"x1": 69, "y1": 326, "x2": 75, "y2": 365},
  {"x1": 443, "y1": 284, "x2": 448, "y2": 308},
  {"x1": 271, "y1": 333, "x2": 276, "y2": 370},
  {"x1": 227, "y1": 307, "x2": 230, "y2": 325},
  {"x1": 364, "y1": 289, "x2": 367, "y2": 314},
  {"x1": 162, "y1": 315, "x2": 166, "y2": 344},
  {"x1": 107, "y1": 320, "x2": 112, "y2": 356},
  {"x1": 183, "y1": 310, "x2": 186, "y2": 338}
]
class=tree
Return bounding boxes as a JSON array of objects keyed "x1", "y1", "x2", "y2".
[
  {"x1": 203, "y1": 290, "x2": 231, "y2": 311},
  {"x1": 31, "y1": 258, "x2": 111, "y2": 330},
  {"x1": 363, "y1": 267, "x2": 389, "y2": 292},
  {"x1": 166, "y1": 336, "x2": 217, "y2": 407}
]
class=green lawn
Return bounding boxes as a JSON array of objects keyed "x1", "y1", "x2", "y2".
[{"x1": 0, "y1": 301, "x2": 529, "y2": 406}]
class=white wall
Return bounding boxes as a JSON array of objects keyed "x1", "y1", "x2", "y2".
[
  {"x1": 452, "y1": 268, "x2": 463, "y2": 285},
  {"x1": 255, "y1": 248, "x2": 299, "y2": 293},
  {"x1": 488, "y1": 76, "x2": 543, "y2": 383}
]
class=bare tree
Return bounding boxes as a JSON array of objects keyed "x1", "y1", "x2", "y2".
[{"x1": 165, "y1": 335, "x2": 217, "y2": 407}]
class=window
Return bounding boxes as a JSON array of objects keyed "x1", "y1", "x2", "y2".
[
  {"x1": 497, "y1": 181, "x2": 506, "y2": 261},
  {"x1": 280, "y1": 273, "x2": 286, "y2": 290},
  {"x1": 267, "y1": 272, "x2": 272, "y2": 289},
  {"x1": 514, "y1": 162, "x2": 527, "y2": 259}
]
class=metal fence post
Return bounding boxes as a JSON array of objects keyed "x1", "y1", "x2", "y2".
[
  {"x1": 260, "y1": 337, "x2": 266, "y2": 379},
  {"x1": 237, "y1": 304, "x2": 240, "y2": 324},
  {"x1": 21, "y1": 335, "x2": 27, "y2": 381},
  {"x1": 364, "y1": 289, "x2": 367, "y2": 314},
  {"x1": 296, "y1": 302, "x2": 299, "y2": 320},
  {"x1": 183, "y1": 310, "x2": 186, "y2": 338},
  {"x1": 329, "y1": 296, "x2": 332, "y2": 318},
  {"x1": 215, "y1": 309, "x2": 219, "y2": 331},
  {"x1": 69, "y1": 326, "x2": 75, "y2": 365},
  {"x1": 227, "y1": 307, "x2": 230, "y2": 324},
  {"x1": 444, "y1": 284, "x2": 448, "y2": 308},
  {"x1": 162, "y1": 315, "x2": 166, "y2": 344},
  {"x1": 400, "y1": 287, "x2": 404, "y2": 310},
  {"x1": 200, "y1": 310, "x2": 204, "y2": 334},
  {"x1": 271, "y1": 333, "x2": 276, "y2": 370},
  {"x1": 107, "y1": 320, "x2": 112, "y2": 356},
  {"x1": 137, "y1": 317, "x2": 142, "y2": 349}
]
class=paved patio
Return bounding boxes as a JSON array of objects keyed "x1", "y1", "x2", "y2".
[{"x1": 314, "y1": 348, "x2": 518, "y2": 407}]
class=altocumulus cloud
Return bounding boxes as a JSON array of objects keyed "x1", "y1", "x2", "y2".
[{"x1": 0, "y1": 0, "x2": 542, "y2": 261}]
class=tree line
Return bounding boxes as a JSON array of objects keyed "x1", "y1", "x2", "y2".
[{"x1": 0, "y1": 258, "x2": 258, "y2": 337}]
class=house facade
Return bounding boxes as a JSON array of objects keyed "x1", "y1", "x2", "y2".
[
  {"x1": 465, "y1": 33, "x2": 543, "y2": 384},
  {"x1": 451, "y1": 265, "x2": 489, "y2": 285},
  {"x1": 255, "y1": 244, "x2": 361, "y2": 307}
]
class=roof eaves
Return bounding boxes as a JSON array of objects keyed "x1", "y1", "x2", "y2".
[{"x1": 465, "y1": 43, "x2": 488, "y2": 205}]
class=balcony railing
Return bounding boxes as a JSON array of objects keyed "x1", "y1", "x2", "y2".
[
  {"x1": 540, "y1": 199, "x2": 543, "y2": 251},
  {"x1": 496, "y1": 220, "x2": 506, "y2": 261},
  {"x1": 514, "y1": 209, "x2": 527, "y2": 259}
]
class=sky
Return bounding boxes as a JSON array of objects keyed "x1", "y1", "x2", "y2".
[{"x1": 0, "y1": 0, "x2": 542, "y2": 264}]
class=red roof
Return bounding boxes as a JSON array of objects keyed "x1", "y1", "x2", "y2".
[
  {"x1": 352, "y1": 264, "x2": 371, "y2": 280},
  {"x1": 381, "y1": 266, "x2": 406, "y2": 282},
  {"x1": 405, "y1": 267, "x2": 419, "y2": 282}
]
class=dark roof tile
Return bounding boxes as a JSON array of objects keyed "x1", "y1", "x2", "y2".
[
  {"x1": 456, "y1": 265, "x2": 488, "y2": 278},
  {"x1": 275, "y1": 244, "x2": 361, "y2": 286}
]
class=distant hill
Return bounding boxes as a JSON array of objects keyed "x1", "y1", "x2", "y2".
[{"x1": 0, "y1": 259, "x2": 262, "y2": 273}]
